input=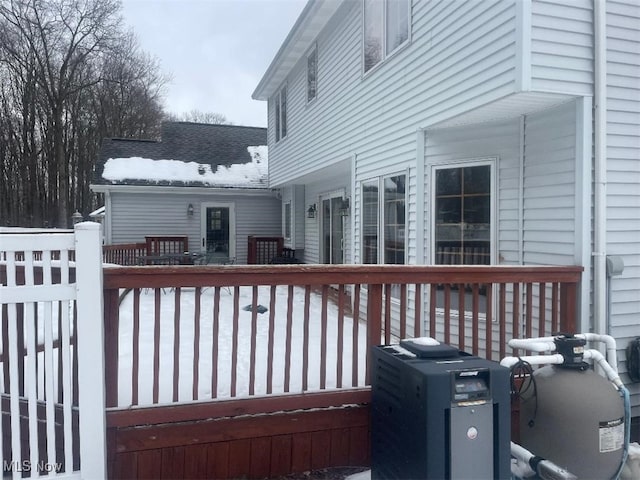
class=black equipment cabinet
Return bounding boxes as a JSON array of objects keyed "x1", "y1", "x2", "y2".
[{"x1": 371, "y1": 341, "x2": 511, "y2": 480}]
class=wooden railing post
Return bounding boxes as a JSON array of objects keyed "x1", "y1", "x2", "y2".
[
  {"x1": 74, "y1": 222, "x2": 107, "y2": 478},
  {"x1": 247, "y1": 236, "x2": 256, "y2": 264},
  {"x1": 559, "y1": 282, "x2": 578, "y2": 334},
  {"x1": 366, "y1": 284, "x2": 383, "y2": 385}
]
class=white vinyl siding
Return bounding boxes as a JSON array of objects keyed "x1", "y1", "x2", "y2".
[
  {"x1": 268, "y1": 0, "x2": 519, "y2": 187},
  {"x1": 425, "y1": 120, "x2": 521, "y2": 266},
  {"x1": 530, "y1": 0, "x2": 594, "y2": 95},
  {"x1": 301, "y1": 174, "x2": 351, "y2": 265},
  {"x1": 606, "y1": 0, "x2": 640, "y2": 410},
  {"x1": 281, "y1": 184, "x2": 306, "y2": 250},
  {"x1": 108, "y1": 191, "x2": 281, "y2": 264},
  {"x1": 522, "y1": 103, "x2": 579, "y2": 265}
]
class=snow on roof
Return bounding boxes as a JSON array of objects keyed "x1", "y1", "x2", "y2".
[
  {"x1": 101, "y1": 145, "x2": 268, "y2": 188},
  {"x1": 89, "y1": 206, "x2": 105, "y2": 217}
]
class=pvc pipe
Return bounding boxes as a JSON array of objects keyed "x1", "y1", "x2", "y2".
[
  {"x1": 511, "y1": 442, "x2": 537, "y2": 478},
  {"x1": 511, "y1": 442, "x2": 578, "y2": 480},
  {"x1": 593, "y1": 0, "x2": 608, "y2": 342},
  {"x1": 576, "y1": 333, "x2": 618, "y2": 373},
  {"x1": 583, "y1": 349, "x2": 623, "y2": 388},
  {"x1": 500, "y1": 354, "x2": 565, "y2": 369},
  {"x1": 508, "y1": 338, "x2": 557, "y2": 352},
  {"x1": 507, "y1": 334, "x2": 619, "y2": 373}
]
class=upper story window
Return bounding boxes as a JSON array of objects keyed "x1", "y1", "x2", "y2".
[
  {"x1": 307, "y1": 46, "x2": 318, "y2": 103},
  {"x1": 364, "y1": 0, "x2": 410, "y2": 73},
  {"x1": 274, "y1": 85, "x2": 287, "y2": 142}
]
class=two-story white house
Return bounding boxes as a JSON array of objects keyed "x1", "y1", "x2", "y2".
[{"x1": 252, "y1": 0, "x2": 639, "y2": 415}]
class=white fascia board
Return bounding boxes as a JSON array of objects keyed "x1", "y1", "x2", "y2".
[
  {"x1": 252, "y1": 0, "x2": 344, "y2": 101},
  {"x1": 89, "y1": 184, "x2": 279, "y2": 197}
]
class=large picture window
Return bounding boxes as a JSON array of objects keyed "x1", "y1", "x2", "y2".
[
  {"x1": 433, "y1": 164, "x2": 492, "y2": 265},
  {"x1": 274, "y1": 85, "x2": 287, "y2": 142},
  {"x1": 363, "y1": 0, "x2": 410, "y2": 73},
  {"x1": 431, "y1": 160, "x2": 495, "y2": 316}
]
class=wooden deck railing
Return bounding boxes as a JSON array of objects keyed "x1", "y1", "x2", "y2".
[
  {"x1": 247, "y1": 236, "x2": 284, "y2": 264},
  {"x1": 102, "y1": 264, "x2": 582, "y2": 409},
  {"x1": 103, "y1": 242, "x2": 146, "y2": 265},
  {"x1": 102, "y1": 236, "x2": 189, "y2": 265}
]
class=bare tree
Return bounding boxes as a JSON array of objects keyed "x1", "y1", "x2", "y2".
[
  {"x1": 0, "y1": 0, "x2": 166, "y2": 227},
  {"x1": 167, "y1": 109, "x2": 232, "y2": 125}
]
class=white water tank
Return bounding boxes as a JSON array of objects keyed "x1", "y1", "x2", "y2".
[{"x1": 519, "y1": 366, "x2": 624, "y2": 479}]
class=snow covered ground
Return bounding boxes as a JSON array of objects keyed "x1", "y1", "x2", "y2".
[{"x1": 116, "y1": 285, "x2": 369, "y2": 407}]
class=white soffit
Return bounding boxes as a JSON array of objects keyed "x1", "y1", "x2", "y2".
[
  {"x1": 427, "y1": 92, "x2": 578, "y2": 130},
  {"x1": 253, "y1": 0, "x2": 344, "y2": 101}
]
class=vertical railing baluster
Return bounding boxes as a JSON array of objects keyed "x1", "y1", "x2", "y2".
[
  {"x1": 429, "y1": 285, "x2": 436, "y2": 338},
  {"x1": 231, "y1": 286, "x2": 240, "y2": 397},
  {"x1": 399, "y1": 284, "x2": 407, "y2": 340},
  {"x1": 249, "y1": 286, "x2": 258, "y2": 396},
  {"x1": 526, "y1": 283, "x2": 533, "y2": 339},
  {"x1": 551, "y1": 283, "x2": 559, "y2": 334},
  {"x1": 414, "y1": 283, "x2": 422, "y2": 338},
  {"x1": 384, "y1": 284, "x2": 391, "y2": 344},
  {"x1": 352, "y1": 284, "x2": 361, "y2": 387},
  {"x1": 472, "y1": 284, "x2": 479, "y2": 355},
  {"x1": 444, "y1": 285, "x2": 451, "y2": 344},
  {"x1": 172, "y1": 288, "x2": 181, "y2": 403},
  {"x1": 320, "y1": 285, "x2": 328, "y2": 390},
  {"x1": 42, "y1": 251, "x2": 57, "y2": 471},
  {"x1": 499, "y1": 283, "x2": 506, "y2": 360},
  {"x1": 458, "y1": 284, "x2": 465, "y2": 351},
  {"x1": 366, "y1": 284, "x2": 383, "y2": 386},
  {"x1": 512, "y1": 283, "x2": 521, "y2": 357},
  {"x1": 152, "y1": 288, "x2": 161, "y2": 404},
  {"x1": 283, "y1": 284, "x2": 293, "y2": 392},
  {"x1": 303, "y1": 286, "x2": 311, "y2": 391},
  {"x1": 24, "y1": 253, "x2": 40, "y2": 471},
  {"x1": 538, "y1": 283, "x2": 546, "y2": 337},
  {"x1": 193, "y1": 287, "x2": 201, "y2": 400},
  {"x1": 60, "y1": 252, "x2": 74, "y2": 472},
  {"x1": 336, "y1": 285, "x2": 345, "y2": 389},
  {"x1": 268, "y1": 285, "x2": 278, "y2": 394},
  {"x1": 485, "y1": 284, "x2": 493, "y2": 361},
  {"x1": 57, "y1": 301, "x2": 63, "y2": 403},
  {"x1": 103, "y1": 288, "x2": 120, "y2": 408},
  {"x1": 211, "y1": 287, "x2": 221, "y2": 399},
  {"x1": 132, "y1": 289, "x2": 140, "y2": 406}
]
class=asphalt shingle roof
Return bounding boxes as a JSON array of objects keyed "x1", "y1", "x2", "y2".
[{"x1": 93, "y1": 122, "x2": 267, "y2": 187}]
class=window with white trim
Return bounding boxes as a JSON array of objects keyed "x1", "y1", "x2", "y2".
[
  {"x1": 361, "y1": 173, "x2": 406, "y2": 264},
  {"x1": 431, "y1": 160, "x2": 495, "y2": 316},
  {"x1": 284, "y1": 201, "x2": 292, "y2": 240},
  {"x1": 307, "y1": 46, "x2": 317, "y2": 102},
  {"x1": 274, "y1": 85, "x2": 287, "y2": 142},
  {"x1": 363, "y1": 0, "x2": 410, "y2": 73}
]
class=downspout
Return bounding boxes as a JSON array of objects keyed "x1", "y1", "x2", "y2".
[
  {"x1": 351, "y1": 153, "x2": 357, "y2": 264},
  {"x1": 593, "y1": 0, "x2": 607, "y2": 337}
]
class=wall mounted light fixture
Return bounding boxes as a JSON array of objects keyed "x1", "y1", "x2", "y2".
[
  {"x1": 339, "y1": 198, "x2": 350, "y2": 217},
  {"x1": 307, "y1": 204, "x2": 317, "y2": 218},
  {"x1": 187, "y1": 203, "x2": 194, "y2": 217}
]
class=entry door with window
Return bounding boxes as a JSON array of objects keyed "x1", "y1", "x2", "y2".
[
  {"x1": 201, "y1": 203, "x2": 235, "y2": 263},
  {"x1": 321, "y1": 195, "x2": 345, "y2": 264}
]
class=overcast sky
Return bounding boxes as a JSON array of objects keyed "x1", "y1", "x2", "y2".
[{"x1": 120, "y1": 0, "x2": 307, "y2": 128}]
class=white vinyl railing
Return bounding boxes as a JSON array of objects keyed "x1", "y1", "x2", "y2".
[{"x1": 0, "y1": 223, "x2": 105, "y2": 479}]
